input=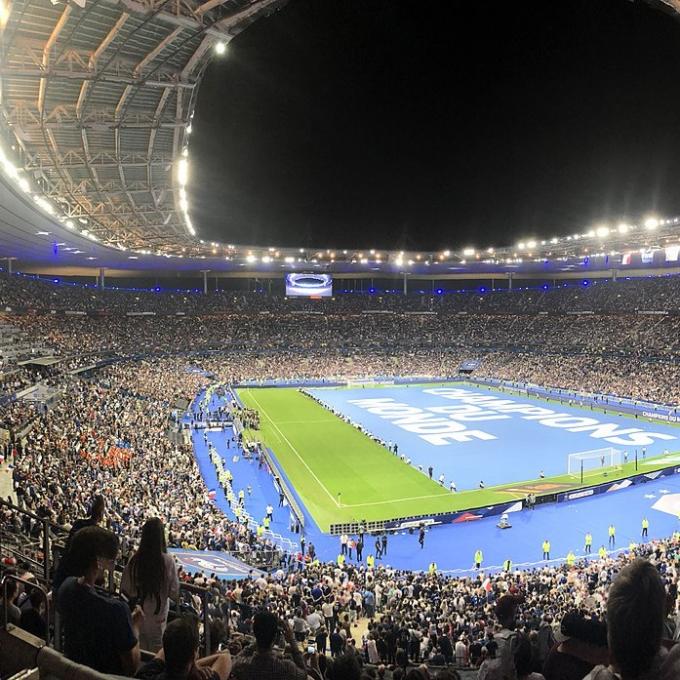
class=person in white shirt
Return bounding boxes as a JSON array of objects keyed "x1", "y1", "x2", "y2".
[
  {"x1": 322, "y1": 600, "x2": 335, "y2": 631},
  {"x1": 265, "y1": 504, "x2": 273, "y2": 521},
  {"x1": 306, "y1": 609, "x2": 322, "y2": 633},
  {"x1": 340, "y1": 534, "x2": 348, "y2": 556}
]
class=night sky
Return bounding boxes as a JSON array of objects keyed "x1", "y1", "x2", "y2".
[{"x1": 190, "y1": 0, "x2": 680, "y2": 252}]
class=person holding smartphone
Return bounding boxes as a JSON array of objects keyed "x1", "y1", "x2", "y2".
[{"x1": 230, "y1": 610, "x2": 320, "y2": 680}]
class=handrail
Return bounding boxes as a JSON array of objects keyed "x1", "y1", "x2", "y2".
[
  {"x1": 176, "y1": 582, "x2": 211, "y2": 656},
  {"x1": 0, "y1": 499, "x2": 60, "y2": 582},
  {"x1": 2, "y1": 575, "x2": 50, "y2": 644}
]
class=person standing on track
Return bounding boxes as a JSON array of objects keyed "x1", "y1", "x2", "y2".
[
  {"x1": 542, "y1": 539, "x2": 550, "y2": 561},
  {"x1": 585, "y1": 531, "x2": 592, "y2": 554},
  {"x1": 418, "y1": 525, "x2": 425, "y2": 549},
  {"x1": 381, "y1": 533, "x2": 388, "y2": 556},
  {"x1": 340, "y1": 533, "x2": 348, "y2": 556},
  {"x1": 608, "y1": 524, "x2": 616, "y2": 548},
  {"x1": 474, "y1": 549, "x2": 483, "y2": 570},
  {"x1": 642, "y1": 517, "x2": 649, "y2": 538},
  {"x1": 375, "y1": 536, "x2": 382, "y2": 559}
]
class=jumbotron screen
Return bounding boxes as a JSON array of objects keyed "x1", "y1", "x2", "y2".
[{"x1": 285, "y1": 273, "x2": 333, "y2": 297}]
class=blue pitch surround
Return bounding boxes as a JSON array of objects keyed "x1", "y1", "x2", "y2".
[
  {"x1": 187, "y1": 385, "x2": 680, "y2": 574},
  {"x1": 307, "y1": 383, "x2": 680, "y2": 490}
]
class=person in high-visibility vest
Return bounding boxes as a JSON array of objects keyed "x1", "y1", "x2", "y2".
[
  {"x1": 503, "y1": 558, "x2": 512, "y2": 572},
  {"x1": 608, "y1": 524, "x2": 616, "y2": 547},
  {"x1": 598, "y1": 545, "x2": 607, "y2": 559},
  {"x1": 566, "y1": 551, "x2": 576, "y2": 567},
  {"x1": 642, "y1": 518, "x2": 649, "y2": 538},
  {"x1": 263, "y1": 516, "x2": 271, "y2": 530},
  {"x1": 256, "y1": 524, "x2": 264, "y2": 538},
  {"x1": 428, "y1": 562, "x2": 437, "y2": 574},
  {"x1": 474, "y1": 549, "x2": 483, "y2": 569},
  {"x1": 629, "y1": 542, "x2": 637, "y2": 553},
  {"x1": 674, "y1": 531, "x2": 680, "y2": 542},
  {"x1": 337, "y1": 553, "x2": 345, "y2": 567},
  {"x1": 366, "y1": 554, "x2": 375, "y2": 568},
  {"x1": 584, "y1": 532, "x2": 592, "y2": 554},
  {"x1": 542, "y1": 539, "x2": 551, "y2": 560}
]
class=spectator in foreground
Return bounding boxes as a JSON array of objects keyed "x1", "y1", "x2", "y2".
[
  {"x1": 53, "y1": 494, "x2": 106, "y2": 591},
  {"x1": 19, "y1": 588, "x2": 48, "y2": 640},
  {"x1": 122, "y1": 517, "x2": 180, "y2": 652},
  {"x1": 0, "y1": 576, "x2": 21, "y2": 626},
  {"x1": 542, "y1": 610, "x2": 608, "y2": 680},
  {"x1": 56, "y1": 526, "x2": 143, "y2": 676},
  {"x1": 135, "y1": 616, "x2": 232, "y2": 680},
  {"x1": 585, "y1": 558, "x2": 680, "y2": 680},
  {"x1": 230, "y1": 609, "x2": 319, "y2": 680}
]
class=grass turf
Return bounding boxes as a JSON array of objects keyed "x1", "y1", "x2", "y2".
[{"x1": 238, "y1": 386, "x2": 679, "y2": 532}]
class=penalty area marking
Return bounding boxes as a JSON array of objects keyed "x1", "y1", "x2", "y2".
[{"x1": 244, "y1": 390, "x2": 340, "y2": 508}]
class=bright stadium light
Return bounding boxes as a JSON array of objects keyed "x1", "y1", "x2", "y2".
[
  {"x1": 596, "y1": 225, "x2": 609, "y2": 238},
  {"x1": 214, "y1": 41, "x2": 226, "y2": 55},
  {"x1": 644, "y1": 217, "x2": 659, "y2": 231},
  {"x1": 177, "y1": 159, "x2": 188, "y2": 186},
  {"x1": 527, "y1": 240, "x2": 536, "y2": 249},
  {"x1": 517, "y1": 242, "x2": 526, "y2": 250},
  {"x1": 463, "y1": 247, "x2": 475, "y2": 257},
  {"x1": 246, "y1": 254, "x2": 256, "y2": 263},
  {"x1": 0, "y1": 0, "x2": 10, "y2": 28},
  {"x1": 617, "y1": 223, "x2": 629, "y2": 234}
]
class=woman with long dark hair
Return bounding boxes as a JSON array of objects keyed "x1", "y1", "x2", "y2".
[{"x1": 121, "y1": 517, "x2": 180, "y2": 652}]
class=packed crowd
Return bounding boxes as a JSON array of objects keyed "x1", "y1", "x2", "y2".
[
  {"x1": 3, "y1": 271, "x2": 680, "y2": 314},
  {"x1": 6, "y1": 363, "x2": 284, "y2": 568},
  {"x1": 4, "y1": 504, "x2": 680, "y2": 680}
]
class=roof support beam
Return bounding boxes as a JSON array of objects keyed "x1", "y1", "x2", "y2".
[{"x1": 76, "y1": 12, "x2": 130, "y2": 119}]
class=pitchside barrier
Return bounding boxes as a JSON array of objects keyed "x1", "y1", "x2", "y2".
[
  {"x1": 330, "y1": 463, "x2": 680, "y2": 535},
  {"x1": 468, "y1": 377, "x2": 680, "y2": 423}
]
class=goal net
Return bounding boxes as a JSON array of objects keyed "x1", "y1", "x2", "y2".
[{"x1": 567, "y1": 447, "x2": 623, "y2": 480}]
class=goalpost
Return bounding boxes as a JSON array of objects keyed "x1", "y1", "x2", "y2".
[{"x1": 567, "y1": 447, "x2": 623, "y2": 483}]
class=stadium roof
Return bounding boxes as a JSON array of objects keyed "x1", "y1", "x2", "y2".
[
  {"x1": 1, "y1": 0, "x2": 680, "y2": 279},
  {"x1": 0, "y1": 0, "x2": 286, "y2": 254}
]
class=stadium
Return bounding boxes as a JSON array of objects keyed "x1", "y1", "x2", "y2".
[{"x1": 2, "y1": 1, "x2": 680, "y2": 679}]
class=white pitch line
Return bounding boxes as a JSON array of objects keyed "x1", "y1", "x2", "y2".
[
  {"x1": 275, "y1": 419, "x2": 339, "y2": 424},
  {"x1": 246, "y1": 390, "x2": 340, "y2": 508},
  {"x1": 342, "y1": 491, "x2": 452, "y2": 508}
]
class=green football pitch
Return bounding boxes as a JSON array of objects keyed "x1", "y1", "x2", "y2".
[{"x1": 237, "y1": 387, "x2": 678, "y2": 532}]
